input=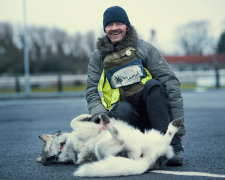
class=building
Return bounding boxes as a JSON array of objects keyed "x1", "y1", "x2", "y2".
[{"x1": 164, "y1": 54, "x2": 225, "y2": 71}]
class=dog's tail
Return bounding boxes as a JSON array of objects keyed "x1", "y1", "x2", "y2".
[{"x1": 73, "y1": 156, "x2": 150, "y2": 177}]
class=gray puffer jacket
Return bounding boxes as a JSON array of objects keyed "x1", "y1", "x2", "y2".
[{"x1": 86, "y1": 26, "x2": 185, "y2": 136}]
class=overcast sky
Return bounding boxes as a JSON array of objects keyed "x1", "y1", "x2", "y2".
[{"x1": 1, "y1": 0, "x2": 225, "y2": 54}]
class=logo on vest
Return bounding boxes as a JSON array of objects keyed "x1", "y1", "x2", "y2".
[{"x1": 111, "y1": 65, "x2": 143, "y2": 88}]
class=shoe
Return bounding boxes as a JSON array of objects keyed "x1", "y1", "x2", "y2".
[
  {"x1": 152, "y1": 156, "x2": 168, "y2": 169},
  {"x1": 167, "y1": 152, "x2": 183, "y2": 166}
]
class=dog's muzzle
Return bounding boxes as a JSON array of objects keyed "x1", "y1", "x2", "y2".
[
  {"x1": 42, "y1": 141, "x2": 73, "y2": 166},
  {"x1": 43, "y1": 155, "x2": 59, "y2": 166},
  {"x1": 42, "y1": 155, "x2": 74, "y2": 166}
]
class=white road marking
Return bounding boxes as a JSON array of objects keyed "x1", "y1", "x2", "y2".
[{"x1": 151, "y1": 170, "x2": 225, "y2": 178}]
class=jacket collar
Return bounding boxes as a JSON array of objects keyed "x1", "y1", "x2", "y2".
[{"x1": 97, "y1": 25, "x2": 138, "y2": 58}]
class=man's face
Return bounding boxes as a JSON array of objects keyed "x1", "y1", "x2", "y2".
[{"x1": 105, "y1": 22, "x2": 128, "y2": 43}]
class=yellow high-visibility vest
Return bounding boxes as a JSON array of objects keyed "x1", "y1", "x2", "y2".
[{"x1": 98, "y1": 68, "x2": 152, "y2": 110}]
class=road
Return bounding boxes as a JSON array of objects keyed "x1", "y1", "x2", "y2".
[{"x1": 0, "y1": 89, "x2": 225, "y2": 180}]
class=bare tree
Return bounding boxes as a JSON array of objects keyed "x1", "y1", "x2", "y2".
[
  {"x1": 85, "y1": 30, "x2": 96, "y2": 56},
  {"x1": 70, "y1": 32, "x2": 83, "y2": 57},
  {"x1": 0, "y1": 22, "x2": 23, "y2": 74},
  {"x1": 176, "y1": 20, "x2": 213, "y2": 55},
  {"x1": 51, "y1": 28, "x2": 69, "y2": 57},
  {"x1": 0, "y1": 22, "x2": 96, "y2": 74}
]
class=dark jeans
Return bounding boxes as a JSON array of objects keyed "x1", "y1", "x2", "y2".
[{"x1": 108, "y1": 79, "x2": 183, "y2": 152}]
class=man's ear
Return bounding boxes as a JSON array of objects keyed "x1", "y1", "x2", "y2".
[{"x1": 126, "y1": 27, "x2": 129, "y2": 32}]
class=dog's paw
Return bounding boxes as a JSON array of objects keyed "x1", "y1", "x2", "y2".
[
  {"x1": 76, "y1": 153, "x2": 86, "y2": 165},
  {"x1": 99, "y1": 113, "x2": 110, "y2": 125},
  {"x1": 36, "y1": 156, "x2": 42, "y2": 162},
  {"x1": 171, "y1": 118, "x2": 183, "y2": 128},
  {"x1": 76, "y1": 158, "x2": 83, "y2": 165}
]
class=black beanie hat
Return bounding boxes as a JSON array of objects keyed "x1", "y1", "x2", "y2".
[{"x1": 103, "y1": 6, "x2": 130, "y2": 31}]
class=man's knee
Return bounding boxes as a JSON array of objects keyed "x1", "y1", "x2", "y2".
[
  {"x1": 113, "y1": 102, "x2": 135, "y2": 120},
  {"x1": 144, "y1": 79, "x2": 162, "y2": 90},
  {"x1": 109, "y1": 101, "x2": 141, "y2": 124},
  {"x1": 143, "y1": 79, "x2": 166, "y2": 99}
]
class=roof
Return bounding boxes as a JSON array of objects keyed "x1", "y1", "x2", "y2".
[{"x1": 164, "y1": 54, "x2": 225, "y2": 64}]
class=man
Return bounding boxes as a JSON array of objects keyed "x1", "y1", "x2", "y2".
[{"x1": 86, "y1": 6, "x2": 185, "y2": 166}]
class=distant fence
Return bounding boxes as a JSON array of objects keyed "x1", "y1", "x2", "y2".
[
  {"x1": 174, "y1": 69, "x2": 225, "y2": 88},
  {"x1": 0, "y1": 69, "x2": 224, "y2": 92},
  {"x1": 0, "y1": 74, "x2": 87, "y2": 92}
]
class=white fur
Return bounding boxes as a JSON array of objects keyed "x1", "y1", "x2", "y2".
[
  {"x1": 73, "y1": 116, "x2": 177, "y2": 177},
  {"x1": 38, "y1": 114, "x2": 181, "y2": 177},
  {"x1": 74, "y1": 156, "x2": 150, "y2": 177}
]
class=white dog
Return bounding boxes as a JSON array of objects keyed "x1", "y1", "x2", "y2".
[{"x1": 37, "y1": 113, "x2": 182, "y2": 177}]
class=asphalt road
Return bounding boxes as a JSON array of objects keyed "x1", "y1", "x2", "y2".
[{"x1": 0, "y1": 89, "x2": 225, "y2": 180}]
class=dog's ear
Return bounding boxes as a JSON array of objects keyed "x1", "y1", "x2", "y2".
[{"x1": 39, "y1": 134, "x2": 52, "y2": 143}]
